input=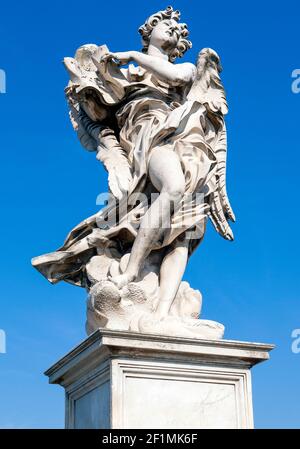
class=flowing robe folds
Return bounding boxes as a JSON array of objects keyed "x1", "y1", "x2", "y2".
[{"x1": 32, "y1": 61, "x2": 226, "y2": 287}]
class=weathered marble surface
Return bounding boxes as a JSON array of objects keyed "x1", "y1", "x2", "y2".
[
  {"x1": 45, "y1": 330, "x2": 274, "y2": 429},
  {"x1": 32, "y1": 6, "x2": 235, "y2": 339}
]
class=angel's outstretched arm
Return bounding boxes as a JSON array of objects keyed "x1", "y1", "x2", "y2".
[
  {"x1": 131, "y1": 51, "x2": 195, "y2": 85},
  {"x1": 103, "y1": 51, "x2": 195, "y2": 86}
]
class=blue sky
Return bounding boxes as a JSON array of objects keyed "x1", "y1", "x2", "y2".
[{"x1": 0, "y1": 0, "x2": 299, "y2": 428}]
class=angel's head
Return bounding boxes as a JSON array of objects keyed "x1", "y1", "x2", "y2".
[{"x1": 139, "y1": 6, "x2": 192, "y2": 62}]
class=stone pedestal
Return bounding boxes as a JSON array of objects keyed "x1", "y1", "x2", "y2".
[{"x1": 45, "y1": 330, "x2": 274, "y2": 429}]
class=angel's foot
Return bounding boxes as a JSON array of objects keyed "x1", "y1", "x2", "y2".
[
  {"x1": 152, "y1": 310, "x2": 169, "y2": 321},
  {"x1": 152, "y1": 311, "x2": 167, "y2": 321},
  {"x1": 109, "y1": 272, "x2": 135, "y2": 290},
  {"x1": 152, "y1": 300, "x2": 172, "y2": 320}
]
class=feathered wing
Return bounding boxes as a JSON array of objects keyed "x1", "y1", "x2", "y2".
[
  {"x1": 208, "y1": 123, "x2": 235, "y2": 241},
  {"x1": 96, "y1": 130, "x2": 132, "y2": 201},
  {"x1": 188, "y1": 48, "x2": 235, "y2": 240},
  {"x1": 64, "y1": 44, "x2": 132, "y2": 200}
]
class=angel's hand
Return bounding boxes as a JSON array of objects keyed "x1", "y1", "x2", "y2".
[{"x1": 101, "y1": 51, "x2": 134, "y2": 66}]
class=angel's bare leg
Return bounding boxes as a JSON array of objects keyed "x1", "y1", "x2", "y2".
[
  {"x1": 154, "y1": 236, "x2": 189, "y2": 319},
  {"x1": 110, "y1": 146, "x2": 185, "y2": 289}
]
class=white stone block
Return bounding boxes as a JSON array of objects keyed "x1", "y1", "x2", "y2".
[{"x1": 45, "y1": 330, "x2": 274, "y2": 429}]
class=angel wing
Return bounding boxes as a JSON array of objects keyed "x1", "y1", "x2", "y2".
[
  {"x1": 96, "y1": 129, "x2": 132, "y2": 201},
  {"x1": 64, "y1": 44, "x2": 132, "y2": 200},
  {"x1": 188, "y1": 48, "x2": 235, "y2": 240}
]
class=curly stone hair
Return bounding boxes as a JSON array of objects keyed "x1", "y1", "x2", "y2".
[{"x1": 138, "y1": 6, "x2": 192, "y2": 62}]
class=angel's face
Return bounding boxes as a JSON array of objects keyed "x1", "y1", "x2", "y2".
[{"x1": 150, "y1": 19, "x2": 180, "y2": 52}]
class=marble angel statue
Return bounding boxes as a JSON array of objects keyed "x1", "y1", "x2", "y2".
[{"x1": 32, "y1": 6, "x2": 235, "y2": 339}]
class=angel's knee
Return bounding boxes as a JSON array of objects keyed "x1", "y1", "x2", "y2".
[{"x1": 161, "y1": 176, "x2": 185, "y2": 205}]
